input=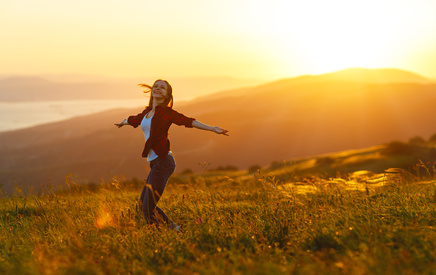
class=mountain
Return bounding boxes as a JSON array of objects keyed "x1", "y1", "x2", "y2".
[
  {"x1": 0, "y1": 76, "x2": 265, "y2": 102},
  {"x1": 192, "y1": 68, "x2": 431, "y2": 102},
  {"x1": 0, "y1": 77, "x2": 133, "y2": 101},
  {"x1": 0, "y1": 68, "x2": 435, "y2": 195},
  {"x1": 282, "y1": 67, "x2": 431, "y2": 85}
]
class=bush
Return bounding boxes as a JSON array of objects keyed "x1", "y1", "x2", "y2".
[
  {"x1": 316, "y1": 157, "x2": 335, "y2": 165},
  {"x1": 248, "y1": 165, "x2": 262, "y2": 174},
  {"x1": 180, "y1": 168, "x2": 194, "y2": 175},
  {"x1": 409, "y1": 136, "x2": 426, "y2": 145},
  {"x1": 214, "y1": 165, "x2": 238, "y2": 171},
  {"x1": 429, "y1": 133, "x2": 436, "y2": 143},
  {"x1": 270, "y1": 160, "x2": 287, "y2": 170},
  {"x1": 384, "y1": 141, "x2": 414, "y2": 155}
]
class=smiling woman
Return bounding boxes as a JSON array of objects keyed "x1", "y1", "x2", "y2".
[{"x1": 115, "y1": 79, "x2": 228, "y2": 230}]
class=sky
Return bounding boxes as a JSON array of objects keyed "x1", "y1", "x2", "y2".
[{"x1": 1, "y1": 0, "x2": 436, "y2": 81}]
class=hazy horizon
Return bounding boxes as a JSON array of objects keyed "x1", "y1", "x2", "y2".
[
  {"x1": 1, "y1": 66, "x2": 434, "y2": 133},
  {"x1": 0, "y1": 74, "x2": 274, "y2": 102},
  {"x1": 1, "y1": 66, "x2": 434, "y2": 103},
  {"x1": 1, "y1": 65, "x2": 436, "y2": 85}
]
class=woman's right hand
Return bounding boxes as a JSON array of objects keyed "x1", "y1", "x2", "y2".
[{"x1": 114, "y1": 119, "x2": 128, "y2": 128}]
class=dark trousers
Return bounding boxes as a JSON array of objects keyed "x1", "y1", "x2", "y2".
[{"x1": 140, "y1": 154, "x2": 176, "y2": 226}]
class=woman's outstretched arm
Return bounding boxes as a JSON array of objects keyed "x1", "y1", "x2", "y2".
[{"x1": 192, "y1": 120, "x2": 229, "y2": 136}]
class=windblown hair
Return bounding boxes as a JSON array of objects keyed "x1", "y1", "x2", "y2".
[{"x1": 138, "y1": 79, "x2": 173, "y2": 108}]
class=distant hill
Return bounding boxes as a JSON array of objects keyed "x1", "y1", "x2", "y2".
[
  {"x1": 0, "y1": 77, "x2": 135, "y2": 101},
  {"x1": 284, "y1": 67, "x2": 431, "y2": 85},
  {"x1": 192, "y1": 68, "x2": 432, "y2": 102},
  {"x1": 1, "y1": 68, "x2": 435, "y2": 195},
  {"x1": 0, "y1": 76, "x2": 265, "y2": 102}
]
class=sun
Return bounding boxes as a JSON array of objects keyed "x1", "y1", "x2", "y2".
[
  {"x1": 290, "y1": 0, "x2": 402, "y2": 74},
  {"x1": 248, "y1": 0, "x2": 409, "y2": 75},
  {"x1": 292, "y1": 2, "x2": 398, "y2": 73}
]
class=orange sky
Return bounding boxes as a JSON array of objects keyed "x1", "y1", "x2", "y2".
[{"x1": 1, "y1": 0, "x2": 436, "y2": 81}]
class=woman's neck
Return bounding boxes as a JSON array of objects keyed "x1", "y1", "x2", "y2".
[{"x1": 152, "y1": 99, "x2": 164, "y2": 110}]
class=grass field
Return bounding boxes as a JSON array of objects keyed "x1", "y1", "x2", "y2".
[{"x1": 1, "y1": 165, "x2": 435, "y2": 274}]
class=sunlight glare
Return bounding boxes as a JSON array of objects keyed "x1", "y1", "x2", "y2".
[
  {"x1": 95, "y1": 207, "x2": 115, "y2": 229},
  {"x1": 250, "y1": 0, "x2": 416, "y2": 74},
  {"x1": 291, "y1": 1, "x2": 398, "y2": 73}
]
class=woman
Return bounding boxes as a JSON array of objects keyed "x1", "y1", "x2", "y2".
[{"x1": 115, "y1": 79, "x2": 228, "y2": 230}]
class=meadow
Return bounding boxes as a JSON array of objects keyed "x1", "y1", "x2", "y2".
[{"x1": 1, "y1": 162, "x2": 435, "y2": 275}]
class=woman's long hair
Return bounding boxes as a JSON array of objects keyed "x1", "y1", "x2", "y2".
[{"x1": 138, "y1": 79, "x2": 173, "y2": 108}]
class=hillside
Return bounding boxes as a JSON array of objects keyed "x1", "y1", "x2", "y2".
[
  {"x1": 0, "y1": 76, "x2": 263, "y2": 102},
  {"x1": 2, "y1": 158, "x2": 435, "y2": 274},
  {"x1": 280, "y1": 67, "x2": 431, "y2": 85},
  {"x1": 194, "y1": 67, "x2": 432, "y2": 102},
  {"x1": 0, "y1": 68, "x2": 435, "y2": 195}
]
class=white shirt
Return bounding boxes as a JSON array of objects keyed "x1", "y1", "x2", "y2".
[{"x1": 140, "y1": 114, "x2": 159, "y2": 162}]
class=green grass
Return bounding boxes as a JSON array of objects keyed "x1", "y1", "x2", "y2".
[{"x1": 1, "y1": 169, "x2": 435, "y2": 275}]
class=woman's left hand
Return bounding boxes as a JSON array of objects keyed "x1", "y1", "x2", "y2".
[{"x1": 213, "y1": 127, "x2": 229, "y2": 136}]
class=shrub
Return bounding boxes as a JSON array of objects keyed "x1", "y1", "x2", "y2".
[
  {"x1": 316, "y1": 156, "x2": 335, "y2": 165},
  {"x1": 409, "y1": 136, "x2": 426, "y2": 145},
  {"x1": 384, "y1": 141, "x2": 414, "y2": 155},
  {"x1": 214, "y1": 165, "x2": 238, "y2": 171},
  {"x1": 180, "y1": 168, "x2": 194, "y2": 175},
  {"x1": 248, "y1": 165, "x2": 262, "y2": 174},
  {"x1": 429, "y1": 133, "x2": 436, "y2": 143},
  {"x1": 270, "y1": 160, "x2": 287, "y2": 170}
]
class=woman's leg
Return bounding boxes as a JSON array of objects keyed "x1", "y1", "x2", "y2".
[{"x1": 141, "y1": 154, "x2": 176, "y2": 226}]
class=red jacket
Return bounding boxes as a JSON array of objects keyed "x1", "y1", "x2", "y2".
[{"x1": 128, "y1": 106, "x2": 195, "y2": 158}]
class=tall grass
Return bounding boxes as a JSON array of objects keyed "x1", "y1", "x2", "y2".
[{"x1": 0, "y1": 169, "x2": 435, "y2": 274}]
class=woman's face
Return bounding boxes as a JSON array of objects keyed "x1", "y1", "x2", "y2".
[{"x1": 152, "y1": 80, "x2": 169, "y2": 100}]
